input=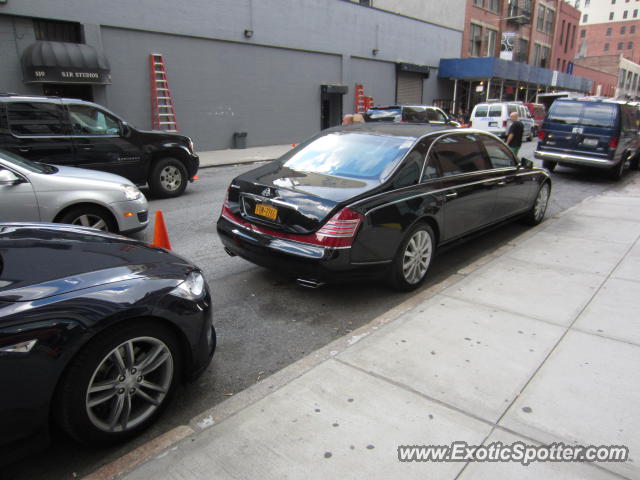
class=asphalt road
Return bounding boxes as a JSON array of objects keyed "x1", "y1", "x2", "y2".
[{"x1": 5, "y1": 140, "x2": 636, "y2": 480}]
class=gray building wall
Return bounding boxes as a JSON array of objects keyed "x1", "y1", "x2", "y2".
[{"x1": 0, "y1": 0, "x2": 462, "y2": 149}]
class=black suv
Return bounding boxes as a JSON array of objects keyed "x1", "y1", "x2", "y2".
[{"x1": 0, "y1": 94, "x2": 199, "y2": 198}]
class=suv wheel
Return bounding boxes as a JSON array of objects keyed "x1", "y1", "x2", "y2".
[
  {"x1": 59, "y1": 206, "x2": 117, "y2": 232},
  {"x1": 542, "y1": 160, "x2": 556, "y2": 172},
  {"x1": 630, "y1": 153, "x2": 639, "y2": 171},
  {"x1": 149, "y1": 158, "x2": 188, "y2": 198}
]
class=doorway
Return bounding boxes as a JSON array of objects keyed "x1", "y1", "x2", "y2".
[
  {"x1": 43, "y1": 84, "x2": 94, "y2": 101},
  {"x1": 320, "y1": 85, "x2": 347, "y2": 130}
]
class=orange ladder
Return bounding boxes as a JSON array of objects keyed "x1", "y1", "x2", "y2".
[{"x1": 150, "y1": 53, "x2": 179, "y2": 132}]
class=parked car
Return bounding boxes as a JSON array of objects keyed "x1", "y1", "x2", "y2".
[
  {"x1": 535, "y1": 98, "x2": 640, "y2": 179},
  {"x1": 470, "y1": 102, "x2": 535, "y2": 140},
  {"x1": 523, "y1": 102, "x2": 546, "y2": 136},
  {"x1": 0, "y1": 150, "x2": 148, "y2": 233},
  {"x1": 217, "y1": 124, "x2": 551, "y2": 291},
  {"x1": 365, "y1": 105, "x2": 461, "y2": 127},
  {"x1": 0, "y1": 94, "x2": 199, "y2": 198},
  {"x1": 0, "y1": 223, "x2": 215, "y2": 464}
]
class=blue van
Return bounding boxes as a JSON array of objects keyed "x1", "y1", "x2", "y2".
[{"x1": 535, "y1": 99, "x2": 640, "y2": 180}]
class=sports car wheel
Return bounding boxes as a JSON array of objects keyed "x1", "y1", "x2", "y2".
[
  {"x1": 55, "y1": 321, "x2": 181, "y2": 444},
  {"x1": 523, "y1": 182, "x2": 550, "y2": 226}
]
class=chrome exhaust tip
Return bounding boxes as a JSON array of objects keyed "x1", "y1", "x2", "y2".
[
  {"x1": 296, "y1": 278, "x2": 325, "y2": 289},
  {"x1": 224, "y1": 247, "x2": 237, "y2": 257}
]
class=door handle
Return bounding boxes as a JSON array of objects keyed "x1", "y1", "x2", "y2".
[
  {"x1": 79, "y1": 144, "x2": 94, "y2": 151},
  {"x1": 445, "y1": 192, "x2": 458, "y2": 200},
  {"x1": 18, "y1": 146, "x2": 30, "y2": 152},
  {"x1": 496, "y1": 181, "x2": 507, "y2": 186}
]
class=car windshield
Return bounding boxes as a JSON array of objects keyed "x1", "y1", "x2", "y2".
[
  {"x1": 282, "y1": 132, "x2": 414, "y2": 181},
  {"x1": 0, "y1": 150, "x2": 57, "y2": 174},
  {"x1": 365, "y1": 108, "x2": 402, "y2": 122}
]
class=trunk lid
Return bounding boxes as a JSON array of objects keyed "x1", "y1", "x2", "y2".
[{"x1": 231, "y1": 162, "x2": 376, "y2": 234}]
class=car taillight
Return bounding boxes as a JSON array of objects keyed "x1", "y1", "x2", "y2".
[
  {"x1": 538, "y1": 129, "x2": 546, "y2": 140},
  {"x1": 609, "y1": 137, "x2": 619, "y2": 149},
  {"x1": 503, "y1": 120, "x2": 508, "y2": 127},
  {"x1": 315, "y1": 208, "x2": 363, "y2": 247}
]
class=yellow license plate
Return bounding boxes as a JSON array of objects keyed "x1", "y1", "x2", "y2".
[{"x1": 255, "y1": 204, "x2": 278, "y2": 220}]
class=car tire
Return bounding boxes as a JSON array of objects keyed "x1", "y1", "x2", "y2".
[
  {"x1": 608, "y1": 154, "x2": 628, "y2": 181},
  {"x1": 523, "y1": 181, "x2": 550, "y2": 226},
  {"x1": 388, "y1": 223, "x2": 436, "y2": 292},
  {"x1": 58, "y1": 205, "x2": 118, "y2": 232},
  {"x1": 54, "y1": 321, "x2": 182, "y2": 445},
  {"x1": 542, "y1": 160, "x2": 556, "y2": 172},
  {"x1": 149, "y1": 157, "x2": 188, "y2": 198},
  {"x1": 631, "y1": 154, "x2": 640, "y2": 171}
]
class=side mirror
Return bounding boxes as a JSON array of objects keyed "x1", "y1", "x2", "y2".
[
  {"x1": 0, "y1": 169, "x2": 22, "y2": 186},
  {"x1": 519, "y1": 157, "x2": 534, "y2": 169},
  {"x1": 120, "y1": 121, "x2": 131, "y2": 137}
]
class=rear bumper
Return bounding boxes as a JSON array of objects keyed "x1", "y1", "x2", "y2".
[
  {"x1": 534, "y1": 150, "x2": 616, "y2": 169},
  {"x1": 216, "y1": 216, "x2": 387, "y2": 283}
]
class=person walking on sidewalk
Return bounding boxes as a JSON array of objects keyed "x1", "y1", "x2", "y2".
[{"x1": 506, "y1": 111, "x2": 524, "y2": 158}]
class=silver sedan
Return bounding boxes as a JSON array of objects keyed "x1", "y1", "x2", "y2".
[{"x1": 0, "y1": 151, "x2": 148, "y2": 233}]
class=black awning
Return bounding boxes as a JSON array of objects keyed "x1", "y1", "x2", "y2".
[{"x1": 21, "y1": 41, "x2": 111, "y2": 85}]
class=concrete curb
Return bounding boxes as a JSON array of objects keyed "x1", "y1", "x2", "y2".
[{"x1": 83, "y1": 178, "x2": 623, "y2": 480}]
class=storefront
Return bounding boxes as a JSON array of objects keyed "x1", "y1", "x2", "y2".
[
  {"x1": 21, "y1": 40, "x2": 111, "y2": 101},
  {"x1": 438, "y1": 57, "x2": 593, "y2": 114}
]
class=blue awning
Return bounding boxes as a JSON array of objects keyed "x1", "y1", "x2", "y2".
[{"x1": 438, "y1": 57, "x2": 592, "y2": 92}]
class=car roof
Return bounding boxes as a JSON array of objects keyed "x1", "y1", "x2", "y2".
[{"x1": 329, "y1": 123, "x2": 454, "y2": 138}]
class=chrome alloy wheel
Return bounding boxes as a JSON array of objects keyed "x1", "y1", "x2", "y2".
[
  {"x1": 159, "y1": 165, "x2": 183, "y2": 192},
  {"x1": 534, "y1": 183, "x2": 550, "y2": 222},
  {"x1": 402, "y1": 230, "x2": 433, "y2": 284},
  {"x1": 85, "y1": 337, "x2": 173, "y2": 433},
  {"x1": 71, "y1": 213, "x2": 108, "y2": 231}
]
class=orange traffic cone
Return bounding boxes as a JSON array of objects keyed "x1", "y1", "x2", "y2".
[{"x1": 150, "y1": 210, "x2": 172, "y2": 250}]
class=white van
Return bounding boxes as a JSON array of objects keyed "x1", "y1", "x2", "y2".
[{"x1": 470, "y1": 102, "x2": 535, "y2": 141}]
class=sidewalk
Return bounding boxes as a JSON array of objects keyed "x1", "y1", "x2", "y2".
[
  {"x1": 197, "y1": 144, "x2": 293, "y2": 168},
  {"x1": 88, "y1": 174, "x2": 640, "y2": 480}
]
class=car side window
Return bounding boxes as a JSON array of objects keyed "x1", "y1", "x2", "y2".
[
  {"x1": 403, "y1": 107, "x2": 428, "y2": 123},
  {"x1": 431, "y1": 134, "x2": 491, "y2": 177},
  {"x1": 391, "y1": 144, "x2": 427, "y2": 188},
  {"x1": 68, "y1": 104, "x2": 121, "y2": 136},
  {"x1": 427, "y1": 108, "x2": 447, "y2": 123},
  {"x1": 7, "y1": 102, "x2": 66, "y2": 136},
  {"x1": 481, "y1": 136, "x2": 516, "y2": 168}
]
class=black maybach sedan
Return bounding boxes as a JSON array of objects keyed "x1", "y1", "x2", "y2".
[
  {"x1": 217, "y1": 124, "x2": 551, "y2": 290},
  {"x1": 0, "y1": 223, "x2": 215, "y2": 464}
]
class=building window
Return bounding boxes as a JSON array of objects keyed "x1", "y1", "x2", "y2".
[
  {"x1": 605, "y1": 42, "x2": 610, "y2": 51},
  {"x1": 632, "y1": 25, "x2": 637, "y2": 33},
  {"x1": 635, "y1": 9, "x2": 638, "y2": 17},
  {"x1": 533, "y1": 43, "x2": 541, "y2": 66},
  {"x1": 519, "y1": 38, "x2": 529, "y2": 62},
  {"x1": 541, "y1": 46, "x2": 550, "y2": 68},
  {"x1": 622, "y1": 26, "x2": 627, "y2": 33},
  {"x1": 585, "y1": 0, "x2": 590, "y2": 5},
  {"x1": 629, "y1": 41, "x2": 634, "y2": 48},
  {"x1": 561, "y1": 20, "x2": 566, "y2": 43},
  {"x1": 485, "y1": 29, "x2": 497, "y2": 56},
  {"x1": 607, "y1": 27, "x2": 612, "y2": 35},
  {"x1": 33, "y1": 19, "x2": 82, "y2": 43},
  {"x1": 359, "y1": 0, "x2": 372, "y2": 5},
  {"x1": 610, "y1": 12, "x2": 614, "y2": 20},
  {"x1": 470, "y1": 24, "x2": 483, "y2": 57},
  {"x1": 624, "y1": 10, "x2": 629, "y2": 18},
  {"x1": 473, "y1": 0, "x2": 484, "y2": 6},
  {"x1": 584, "y1": 13, "x2": 589, "y2": 22},
  {"x1": 612, "y1": 0, "x2": 616, "y2": 4},
  {"x1": 620, "y1": 69, "x2": 626, "y2": 88},
  {"x1": 581, "y1": 29, "x2": 587, "y2": 38},
  {"x1": 487, "y1": 0, "x2": 500, "y2": 13},
  {"x1": 538, "y1": 5, "x2": 546, "y2": 31},
  {"x1": 545, "y1": 9, "x2": 555, "y2": 34},
  {"x1": 571, "y1": 24, "x2": 576, "y2": 48},
  {"x1": 619, "y1": 41, "x2": 624, "y2": 49}
]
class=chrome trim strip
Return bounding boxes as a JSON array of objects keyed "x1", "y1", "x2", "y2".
[{"x1": 534, "y1": 150, "x2": 614, "y2": 166}]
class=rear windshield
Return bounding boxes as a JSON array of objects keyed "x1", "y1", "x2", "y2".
[
  {"x1": 365, "y1": 108, "x2": 401, "y2": 122},
  {"x1": 488, "y1": 105, "x2": 502, "y2": 117},
  {"x1": 473, "y1": 106, "x2": 489, "y2": 117},
  {"x1": 282, "y1": 132, "x2": 414, "y2": 181},
  {"x1": 548, "y1": 101, "x2": 617, "y2": 127},
  {"x1": 580, "y1": 103, "x2": 616, "y2": 128},
  {"x1": 547, "y1": 101, "x2": 583, "y2": 124}
]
